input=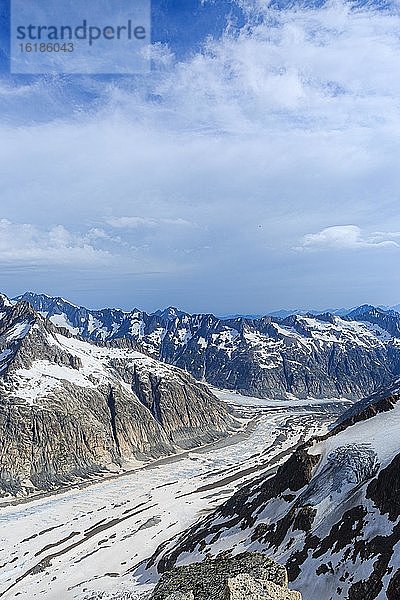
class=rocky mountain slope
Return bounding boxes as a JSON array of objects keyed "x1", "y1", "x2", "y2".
[
  {"x1": 147, "y1": 379, "x2": 400, "y2": 599},
  {"x1": 347, "y1": 304, "x2": 400, "y2": 338},
  {"x1": 17, "y1": 293, "x2": 400, "y2": 400},
  {"x1": 0, "y1": 294, "x2": 237, "y2": 497}
]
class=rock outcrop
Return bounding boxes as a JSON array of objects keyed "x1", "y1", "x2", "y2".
[
  {"x1": 151, "y1": 553, "x2": 301, "y2": 600},
  {"x1": 225, "y1": 574, "x2": 301, "y2": 599}
]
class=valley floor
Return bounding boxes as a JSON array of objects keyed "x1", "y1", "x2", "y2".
[{"x1": 0, "y1": 391, "x2": 350, "y2": 600}]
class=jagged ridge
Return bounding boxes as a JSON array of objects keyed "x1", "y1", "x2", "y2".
[{"x1": 16, "y1": 293, "x2": 400, "y2": 400}]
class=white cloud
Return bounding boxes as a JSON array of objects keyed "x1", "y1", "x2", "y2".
[
  {"x1": 298, "y1": 225, "x2": 400, "y2": 251},
  {"x1": 0, "y1": 220, "x2": 112, "y2": 266},
  {"x1": 371, "y1": 231, "x2": 400, "y2": 242},
  {"x1": 1, "y1": 1, "x2": 400, "y2": 309},
  {"x1": 0, "y1": 219, "x2": 190, "y2": 276}
]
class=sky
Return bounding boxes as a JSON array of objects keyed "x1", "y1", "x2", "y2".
[{"x1": 0, "y1": 0, "x2": 399, "y2": 313}]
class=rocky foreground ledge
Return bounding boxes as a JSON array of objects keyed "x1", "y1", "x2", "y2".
[{"x1": 150, "y1": 552, "x2": 302, "y2": 600}]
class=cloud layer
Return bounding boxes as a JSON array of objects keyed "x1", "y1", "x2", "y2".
[
  {"x1": 299, "y1": 225, "x2": 400, "y2": 250},
  {"x1": 0, "y1": 220, "x2": 111, "y2": 265},
  {"x1": 0, "y1": 1, "x2": 399, "y2": 311}
]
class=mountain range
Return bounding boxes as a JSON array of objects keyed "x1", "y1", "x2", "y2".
[
  {"x1": 0, "y1": 294, "x2": 237, "y2": 497},
  {"x1": 15, "y1": 292, "x2": 400, "y2": 401},
  {"x1": 224, "y1": 304, "x2": 400, "y2": 320},
  {"x1": 2, "y1": 290, "x2": 400, "y2": 598}
]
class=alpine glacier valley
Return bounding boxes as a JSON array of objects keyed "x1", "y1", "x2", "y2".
[{"x1": 1, "y1": 292, "x2": 400, "y2": 599}]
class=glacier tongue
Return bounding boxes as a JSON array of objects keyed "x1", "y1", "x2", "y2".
[
  {"x1": 0, "y1": 390, "x2": 343, "y2": 600},
  {"x1": 147, "y1": 384, "x2": 400, "y2": 600}
]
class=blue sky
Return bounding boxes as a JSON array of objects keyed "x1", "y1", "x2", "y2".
[{"x1": 0, "y1": 0, "x2": 399, "y2": 313}]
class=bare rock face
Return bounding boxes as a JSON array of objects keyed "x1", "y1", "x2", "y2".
[
  {"x1": 0, "y1": 297, "x2": 238, "y2": 497},
  {"x1": 165, "y1": 594, "x2": 194, "y2": 600},
  {"x1": 150, "y1": 552, "x2": 301, "y2": 600}
]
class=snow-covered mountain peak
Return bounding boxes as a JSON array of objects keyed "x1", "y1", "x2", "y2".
[
  {"x1": 155, "y1": 306, "x2": 188, "y2": 320},
  {"x1": 0, "y1": 293, "x2": 13, "y2": 309},
  {"x1": 0, "y1": 298, "x2": 43, "y2": 376}
]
